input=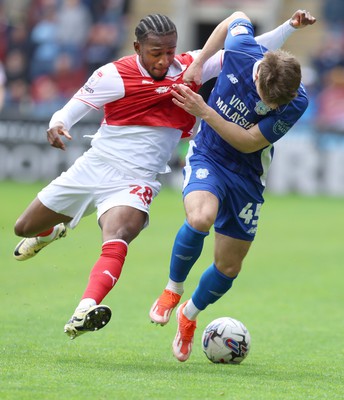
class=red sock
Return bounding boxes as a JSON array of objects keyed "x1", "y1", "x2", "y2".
[
  {"x1": 38, "y1": 228, "x2": 54, "y2": 237},
  {"x1": 82, "y1": 240, "x2": 128, "y2": 304}
]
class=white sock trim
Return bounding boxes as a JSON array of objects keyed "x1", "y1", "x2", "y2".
[
  {"x1": 183, "y1": 299, "x2": 200, "y2": 321},
  {"x1": 75, "y1": 298, "x2": 97, "y2": 312},
  {"x1": 102, "y1": 239, "x2": 128, "y2": 248},
  {"x1": 166, "y1": 279, "x2": 184, "y2": 296}
]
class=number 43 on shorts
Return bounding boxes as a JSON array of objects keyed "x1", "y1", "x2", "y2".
[{"x1": 238, "y1": 202, "x2": 262, "y2": 225}]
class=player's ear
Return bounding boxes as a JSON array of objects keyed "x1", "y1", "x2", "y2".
[
  {"x1": 254, "y1": 69, "x2": 259, "y2": 83},
  {"x1": 254, "y1": 64, "x2": 261, "y2": 83},
  {"x1": 134, "y1": 41, "x2": 141, "y2": 55}
]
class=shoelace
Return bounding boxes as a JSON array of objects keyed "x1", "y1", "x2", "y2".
[
  {"x1": 159, "y1": 291, "x2": 180, "y2": 308},
  {"x1": 22, "y1": 237, "x2": 41, "y2": 249},
  {"x1": 179, "y1": 314, "x2": 196, "y2": 341}
]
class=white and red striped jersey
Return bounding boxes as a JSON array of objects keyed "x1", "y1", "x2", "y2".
[{"x1": 50, "y1": 51, "x2": 223, "y2": 179}]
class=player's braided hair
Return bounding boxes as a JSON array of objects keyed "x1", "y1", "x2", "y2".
[{"x1": 135, "y1": 14, "x2": 177, "y2": 42}]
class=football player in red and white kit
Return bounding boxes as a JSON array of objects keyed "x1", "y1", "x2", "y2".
[{"x1": 13, "y1": 13, "x2": 305, "y2": 340}]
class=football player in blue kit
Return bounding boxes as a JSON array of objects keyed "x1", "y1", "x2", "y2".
[{"x1": 149, "y1": 10, "x2": 316, "y2": 361}]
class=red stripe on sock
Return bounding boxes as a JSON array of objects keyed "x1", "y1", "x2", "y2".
[
  {"x1": 82, "y1": 241, "x2": 128, "y2": 304},
  {"x1": 38, "y1": 228, "x2": 54, "y2": 237}
]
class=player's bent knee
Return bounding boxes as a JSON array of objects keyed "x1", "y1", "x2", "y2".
[
  {"x1": 215, "y1": 261, "x2": 242, "y2": 278},
  {"x1": 187, "y1": 213, "x2": 214, "y2": 232},
  {"x1": 14, "y1": 218, "x2": 34, "y2": 237}
]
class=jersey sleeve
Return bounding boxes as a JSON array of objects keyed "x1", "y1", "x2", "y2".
[
  {"x1": 224, "y1": 18, "x2": 256, "y2": 51},
  {"x1": 49, "y1": 98, "x2": 91, "y2": 130},
  {"x1": 255, "y1": 20, "x2": 296, "y2": 51},
  {"x1": 73, "y1": 62, "x2": 125, "y2": 109},
  {"x1": 202, "y1": 50, "x2": 224, "y2": 83},
  {"x1": 186, "y1": 50, "x2": 224, "y2": 83}
]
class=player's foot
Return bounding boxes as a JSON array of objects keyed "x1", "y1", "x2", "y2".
[
  {"x1": 149, "y1": 289, "x2": 181, "y2": 326},
  {"x1": 64, "y1": 305, "x2": 112, "y2": 340},
  {"x1": 172, "y1": 301, "x2": 197, "y2": 362},
  {"x1": 14, "y1": 223, "x2": 67, "y2": 261}
]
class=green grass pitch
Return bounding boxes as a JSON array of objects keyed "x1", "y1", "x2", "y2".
[{"x1": 0, "y1": 180, "x2": 343, "y2": 399}]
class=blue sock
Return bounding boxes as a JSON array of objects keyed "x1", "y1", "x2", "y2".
[
  {"x1": 192, "y1": 263, "x2": 236, "y2": 310},
  {"x1": 169, "y1": 220, "x2": 209, "y2": 282}
]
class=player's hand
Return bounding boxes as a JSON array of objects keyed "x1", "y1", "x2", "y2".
[
  {"x1": 290, "y1": 10, "x2": 316, "y2": 29},
  {"x1": 47, "y1": 123, "x2": 72, "y2": 150},
  {"x1": 171, "y1": 84, "x2": 208, "y2": 118},
  {"x1": 183, "y1": 60, "x2": 203, "y2": 86}
]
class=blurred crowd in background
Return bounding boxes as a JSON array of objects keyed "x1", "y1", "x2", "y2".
[
  {"x1": 310, "y1": 0, "x2": 344, "y2": 138},
  {"x1": 0, "y1": 0, "x2": 130, "y2": 120},
  {"x1": 0, "y1": 0, "x2": 343, "y2": 138}
]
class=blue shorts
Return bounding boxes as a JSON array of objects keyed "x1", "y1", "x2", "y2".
[{"x1": 183, "y1": 141, "x2": 265, "y2": 241}]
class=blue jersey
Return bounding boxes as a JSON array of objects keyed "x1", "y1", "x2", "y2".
[{"x1": 194, "y1": 18, "x2": 309, "y2": 186}]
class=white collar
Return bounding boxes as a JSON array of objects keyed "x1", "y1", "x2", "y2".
[{"x1": 252, "y1": 60, "x2": 262, "y2": 82}]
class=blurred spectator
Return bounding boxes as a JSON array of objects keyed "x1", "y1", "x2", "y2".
[
  {"x1": 3, "y1": 0, "x2": 31, "y2": 25},
  {"x1": 4, "y1": 49, "x2": 29, "y2": 83},
  {"x1": 7, "y1": 22, "x2": 31, "y2": 55},
  {"x1": 52, "y1": 52, "x2": 86, "y2": 99},
  {"x1": 26, "y1": 0, "x2": 60, "y2": 29},
  {"x1": 30, "y1": 75, "x2": 65, "y2": 118},
  {"x1": 309, "y1": 0, "x2": 344, "y2": 142},
  {"x1": 56, "y1": 0, "x2": 92, "y2": 66},
  {"x1": 315, "y1": 66, "x2": 344, "y2": 134},
  {"x1": 3, "y1": 78, "x2": 33, "y2": 117},
  {"x1": 84, "y1": 0, "x2": 129, "y2": 75},
  {"x1": 0, "y1": 60, "x2": 6, "y2": 110},
  {"x1": 311, "y1": 33, "x2": 344, "y2": 93},
  {"x1": 0, "y1": 1, "x2": 9, "y2": 60},
  {"x1": 29, "y1": 3, "x2": 60, "y2": 79},
  {"x1": 89, "y1": 0, "x2": 129, "y2": 24},
  {"x1": 0, "y1": 0, "x2": 130, "y2": 120},
  {"x1": 322, "y1": 0, "x2": 344, "y2": 30},
  {"x1": 84, "y1": 23, "x2": 122, "y2": 75}
]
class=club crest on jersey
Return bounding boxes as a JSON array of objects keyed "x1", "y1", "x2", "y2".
[
  {"x1": 155, "y1": 86, "x2": 170, "y2": 94},
  {"x1": 196, "y1": 168, "x2": 209, "y2": 179},
  {"x1": 254, "y1": 100, "x2": 271, "y2": 115},
  {"x1": 273, "y1": 120, "x2": 291, "y2": 135}
]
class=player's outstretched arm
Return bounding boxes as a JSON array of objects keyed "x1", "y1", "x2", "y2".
[
  {"x1": 46, "y1": 98, "x2": 92, "y2": 150},
  {"x1": 184, "y1": 11, "x2": 250, "y2": 85},
  {"x1": 171, "y1": 84, "x2": 269, "y2": 153},
  {"x1": 185, "y1": 9, "x2": 316, "y2": 84},
  {"x1": 255, "y1": 9, "x2": 316, "y2": 50}
]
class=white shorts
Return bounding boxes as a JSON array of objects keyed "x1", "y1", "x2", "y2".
[{"x1": 38, "y1": 149, "x2": 161, "y2": 229}]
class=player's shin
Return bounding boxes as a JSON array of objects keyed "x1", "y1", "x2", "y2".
[
  {"x1": 81, "y1": 239, "x2": 128, "y2": 304},
  {"x1": 191, "y1": 263, "x2": 237, "y2": 310},
  {"x1": 169, "y1": 220, "x2": 209, "y2": 283}
]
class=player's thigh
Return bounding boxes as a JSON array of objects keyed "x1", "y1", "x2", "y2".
[
  {"x1": 214, "y1": 232, "x2": 252, "y2": 277},
  {"x1": 184, "y1": 190, "x2": 218, "y2": 231},
  {"x1": 97, "y1": 175, "x2": 160, "y2": 243},
  {"x1": 99, "y1": 205, "x2": 147, "y2": 243},
  {"x1": 15, "y1": 197, "x2": 72, "y2": 236}
]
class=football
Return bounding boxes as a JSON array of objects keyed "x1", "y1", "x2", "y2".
[{"x1": 201, "y1": 317, "x2": 251, "y2": 364}]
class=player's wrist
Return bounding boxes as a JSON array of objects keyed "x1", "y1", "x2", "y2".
[{"x1": 288, "y1": 18, "x2": 299, "y2": 30}]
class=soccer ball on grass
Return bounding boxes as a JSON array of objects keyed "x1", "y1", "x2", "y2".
[{"x1": 201, "y1": 317, "x2": 251, "y2": 364}]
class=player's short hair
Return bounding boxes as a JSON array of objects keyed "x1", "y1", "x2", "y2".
[
  {"x1": 135, "y1": 14, "x2": 177, "y2": 43},
  {"x1": 258, "y1": 50, "x2": 301, "y2": 106}
]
